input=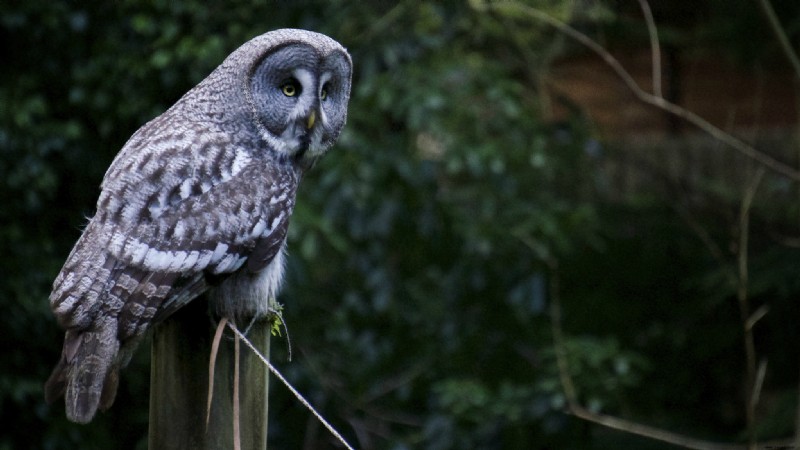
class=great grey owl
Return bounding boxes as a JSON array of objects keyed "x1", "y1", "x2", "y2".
[{"x1": 44, "y1": 29, "x2": 352, "y2": 424}]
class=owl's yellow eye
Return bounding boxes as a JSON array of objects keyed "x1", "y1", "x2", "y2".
[
  {"x1": 281, "y1": 81, "x2": 299, "y2": 97},
  {"x1": 320, "y1": 86, "x2": 328, "y2": 101}
]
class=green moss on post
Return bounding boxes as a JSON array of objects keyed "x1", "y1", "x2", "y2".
[{"x1": 148, "y1": 298, "x2": 270, "y2": 450}]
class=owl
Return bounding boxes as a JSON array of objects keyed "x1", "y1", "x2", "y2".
[{"x1": 44, "y1": 29, "x2": 352, "y2": 424}]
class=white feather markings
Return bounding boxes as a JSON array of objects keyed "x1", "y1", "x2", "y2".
[
  {"x1": 108, "y1": 232, "x2": 238, "y2": 273},
  {"x1": 143, "y1": 247, "x2": 176, "y2": 271},
  {"x1": 130, "y1": 240, "x2": 150, "y2": 266},
  {"x1": 269, "y1": 192, "x2": 287, "y2": 205},
  {"x1": 318, "y1": 71, "x2": 333, "y2": 126},
  {"x1": 53, "y1": 294, "x2": 78, "y2": 315},
  {"x1": 293, "y1": 69, "x2": 315, "y2": 99},
  {"x1": 211, "y1": 242, "x2": 229, "y2": 262},
  {"x1": 250, "y1": 219, "x2": 267, "y2": 238},
  {"x1": 182, "y1": 251, "x2": 200, "y2": 270},
  {"x1": 196, "y1": 249, "x2": 213, "y2": 268},
  {"x1": 179, "y1": 178, "x2": 194, "y2": 200},
  {"x1": 212, "y1": 253, "x2": 239, "y2": 274},
  {"x1": 208, "y1": 245, "x2": 286, "y2": 319},
  {"x1": 258, "y1": 128, "x2": 291, "y2": 155},
  {"x1": 256, "y1": 249, "x2": 285, "y2": 302},
  {"x1": 230, "y1": 150, "x2": 252, "y2": 177},
  {"x1": 108, "y1": 232, "x2": 126, "y2": 255},
  {"x1": 166, "y1": 251, "x2": 187, "y2": 272},
  {"x1": 173, "y1": 221, "x2": 186, "y2": 240},
  {"x1": 270, "y1": 214, "x2": 283, "y2": 233}
]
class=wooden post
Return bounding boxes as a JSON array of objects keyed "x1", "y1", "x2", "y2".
[{"x1": 148, "y1": 297, "x2": 271, "y2": 450}]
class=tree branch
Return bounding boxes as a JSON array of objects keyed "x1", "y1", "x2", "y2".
[
  {"x1": 470, "y1": 0, "x2": 800, "y2": 182},
  {"x1": 570, "y1": 404, "x2": 748, "y2": 450},
  {"x1": 489, "y1": 2, "x2": 799, "y2": 447},
  {"x1": 755, "y1": 0, "x2": 800, "y2": 82},
  {"x1": 637, "y1": 0, "x2": 662, "y2": 97},
  {"x1": 512, "y1": 235, "x2": 749, "y2": 450},
  {"x1": 543, "y1": 256, "x2": 756, "y2": 450},
  {"x1": 737, "y1": 167, "x2": 766, "y2": 450}
]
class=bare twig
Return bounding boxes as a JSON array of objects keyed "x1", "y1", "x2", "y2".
[
  {"x1": 470, "y1": 0, "x2": 800, "y2": 182},
  {"x1": 545, "y1": 258, "x2": 579, "y2": 407},
  {"x1": 755, "y1": 0, "x2": 800, "y2": 82},
  {"x1": 545, "y1": 256, "x2": 753, "y2": 450},
  {"x1": 359, "y1": 363, "x2": 427, "y2": 404},
  {"x1": 637, "y1": 0, "x2": 662, "y2": 97},
  {"x1": 513, "y1": 235, "x2": 743, "y2": 450},
  {"x1": 745, "y1": 305, "x2": 770, "y2": 331},
  {"x1": 570, "y1": 405, "x2": 747, "y2": 450},
  {"x1": 481, "y1": 2, "x2": 797, "y2": 447},
  {"x1": 737, "y1": 167, "x2": 766, "y2": 450},
  {"x1": 673, "y1": 203, "x2": 736, "y2": 285},
  {"x1": 356, "y1": 1, "x2": 407, "y2": 43},
  {"x1": 751, "y1": 359, "x2": 768, "y2": 414},
  {"x1": 572, "y1": 403, "x2": 793, "y2": 450},
  {"x1": 515, "y1": 230, "x2": 789, "y2": 450}
]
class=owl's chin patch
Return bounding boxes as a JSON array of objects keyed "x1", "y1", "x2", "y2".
[
  {"x1": 276, "y1": 122, "x2": 310, "y2": 155},
  {"x1": 299, "y1": 127, "x2": 327, "y2": 160}
]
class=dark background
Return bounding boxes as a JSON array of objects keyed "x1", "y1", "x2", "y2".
[{"x1": 2, "y1": 1, "x2": 799, "y2": 448}]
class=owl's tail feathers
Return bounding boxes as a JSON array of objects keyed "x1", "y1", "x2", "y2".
[{"x1": 44, "y1": 320, "x2": 121, "y2": 424}]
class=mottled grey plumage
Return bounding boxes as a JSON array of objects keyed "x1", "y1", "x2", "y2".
[{"x1": 45, "y1": 29, "x2": 352, "y2": 424}]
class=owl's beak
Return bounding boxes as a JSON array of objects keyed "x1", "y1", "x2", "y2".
[{"x1": 306, "y1": 110, "x2": 316, "y2": 129}]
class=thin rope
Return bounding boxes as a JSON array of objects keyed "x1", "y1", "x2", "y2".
[{"x1": 227, "y1": 322, "x2": 356, "y2": 450}]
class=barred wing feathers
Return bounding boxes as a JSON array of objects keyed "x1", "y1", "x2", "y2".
[{"x1": 45, "y1": 129, "x2": 297, "y2": 424}]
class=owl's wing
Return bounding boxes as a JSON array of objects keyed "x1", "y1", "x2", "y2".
[
  {"x1": 46, "y1": 130, "x2": 297, "y2": 423},
  {"x1": 51, "y1": 143, "x2": 297, "y2": 333}
]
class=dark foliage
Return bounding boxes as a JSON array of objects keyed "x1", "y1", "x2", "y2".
[{"x1": 1, "y1": 1, "x2": 798, "y2": 449}]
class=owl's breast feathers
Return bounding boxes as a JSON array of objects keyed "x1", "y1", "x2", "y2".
[{"x1": 45, "y1": 128, "x2": 298, "y2": 423}]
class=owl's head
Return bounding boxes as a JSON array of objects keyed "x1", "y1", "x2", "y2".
[{"x1": 244, "y1": 29, "x2": 352, "y2": 168}]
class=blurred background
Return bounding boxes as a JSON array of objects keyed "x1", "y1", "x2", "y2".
[{"x1": 2, "y1": 0, "x2": 800, "y2": 448}]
